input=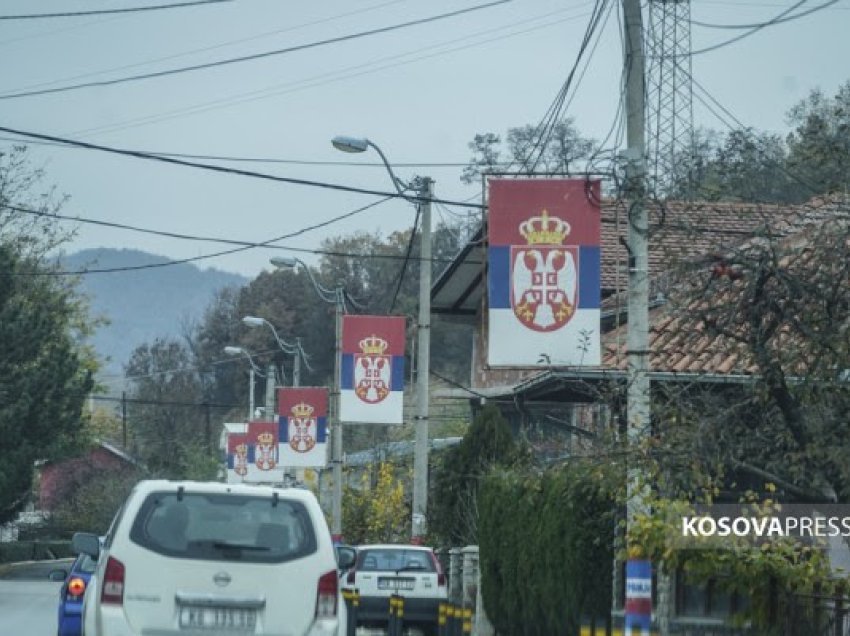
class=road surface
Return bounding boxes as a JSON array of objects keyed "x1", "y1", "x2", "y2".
[{"x1": 0, "y1": 578, "x2": 61, "y2": 634}]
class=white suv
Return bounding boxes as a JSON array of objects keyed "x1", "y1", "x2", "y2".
[
  {"x1": 73, "y1": 480, "x2": 353, "y2": 635},
  {"x1": 344, "y1": 544, "x2": 447, "y2": 635}
]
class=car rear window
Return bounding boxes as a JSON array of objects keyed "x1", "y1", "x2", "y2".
[
  {"x1": 129, "y1": 490, "x2": 317, "y2": 563},
  {"x1": 357, "y1": 548, "x2": 435, "y2": 573}
]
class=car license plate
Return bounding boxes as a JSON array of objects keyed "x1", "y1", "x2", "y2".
[
  {"x1": 179, "y1": 605, "x2": 257, "y2": 632},
  {"x1": 378, "y1": 577, "x2": 415, "y2": 591}
]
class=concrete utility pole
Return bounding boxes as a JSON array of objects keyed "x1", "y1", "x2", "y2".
[
  {"x1": 412, "y1": 177, "x2": 433, "y2": 540},
  {"x1": 622, "y1": 0, "x2": 652, "y2": 634},
  {"x1": 331, "y1": 292, "x2": 344, "y2": 538},
  {"x1": 265, "y1": 363, "x2": 276, "y2": 421}
]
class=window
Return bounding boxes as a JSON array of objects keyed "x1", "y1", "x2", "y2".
[
  {"x1": 357, "y1": 549, "x2": 436, "y2": 572},
  {"x1": 676, "y1": 570, "x2": 750, "y2": 618},
  {"x1": 129, "y1": 491, "x2": 316, "y2": 563}
]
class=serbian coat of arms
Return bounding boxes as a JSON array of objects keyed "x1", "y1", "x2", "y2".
[
  {"x1": 510, "y1": 209, "x2": 578, "y2": 332},
  {"x1": 353, "y1": 335, "x2": 391, "y2": 404},
  {"x1": 287, "y1": 401, "x2": 317, "y2": 453},
  {"x1": 253, "y1": 430, "x2": 277, "y2": 471}
]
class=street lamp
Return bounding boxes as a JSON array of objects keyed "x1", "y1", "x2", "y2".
[
  {"x1": 271, "y1": 255, "x2": 346, "y2": 538},
  {"x1": 332, "y1": 135, "x2": 433, "y2": 540},
  {"x1": 242, "y1": 315, "x2": 311, "y2": 387},
  {"x1": 224, "y1": 346, "x2": 264, "y2": 421}
]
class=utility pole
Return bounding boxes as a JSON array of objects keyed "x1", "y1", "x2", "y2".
[
  {"x1": 412, "y1": 177, "x2": 433, "y2": 541},
  {"x1": 331, "y1": 293, "x2": 344, "y2": 540},
  {"x1": 265, "y1": 363, "x2": 276, "y2": 421},
  {"x1": 622, "y1": 0, "x2": 652, "y2": 634}
]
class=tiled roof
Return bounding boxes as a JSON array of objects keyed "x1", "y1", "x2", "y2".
[{"x1": 602, "y1": 203, "x2": 850, "y2": 376}]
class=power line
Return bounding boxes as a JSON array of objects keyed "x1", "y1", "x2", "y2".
[
  {"x1": 68, "y1": 5, "x2": 588, "y2": 138},
  {"x1": 0, "y1": 0, "x2": 511, "y2": 100},
  {"x1": 686, "y1": 0, "x2": 840, "y2": 57},
  {"x1": 0, "y1": 125, "x2": 485, "y2": 209},
  {"x1": 691, "y1": 0, "x2": 840, "y2": 28},
  {"x1": 4, "y1": 0, "x2": 410, "y2": 94},
  {"x1": 0, "y1": 0, "x2": 233, "y2": 21},
  {"x1": 0, "y1": 136, "x2": 474, "y2": 168},
  {"x1": 4, "y1": 197, "x2": 396, "y2": 275}
]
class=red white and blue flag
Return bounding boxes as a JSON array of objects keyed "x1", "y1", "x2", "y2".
[
  {"x1": 340, "y1": 315, "x2": 406, "y2": 424},
  {"x1": 226, "y1": 432, "x2": 251, "y2": 483},
  {"x1": 487, "y1": 178, "x2": 601, "y2": 366},
  {"x1": 277, "y1": 387, "x2": 329, "y2": 468},
  {"x1": 226, "y1": 422, "x2": 286, "y2": 483}
]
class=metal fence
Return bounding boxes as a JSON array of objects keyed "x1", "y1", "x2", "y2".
[{"x1": 779, "y1": 592, "x2": 850, "y2": 636}]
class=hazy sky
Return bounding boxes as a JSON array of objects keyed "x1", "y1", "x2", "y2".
[{"x1": 1, "y1": 0, "x2": 848, "y2": 278}]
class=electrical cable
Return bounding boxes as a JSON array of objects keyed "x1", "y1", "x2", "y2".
[
  {"x1": 388, "y1": 203, "x2": 421, "y2": 313},
  {"x1": 0, "y1": 0, "x2": 511, "y2": 100},
  {"x1": 0, "y1": 125, "x2": 485, "y2": 209},
  {"x1": 0, "y1": 0, "x2": 233, "y2": 21},
  {"x1": 684, "y1": 70, "x2": 825, "y2": 197},
  {"x1": 691, "y1": 0, "x2": 839, "y2": 28},
  {"x1": 0, "y1": 136, "x2": 476, "y2": 167},
  {"x1": 685, "y1": 0, "x2": 840, "y2": 57},
  {"x1": 4, "y1": 197, "x2": 394, "y2": 275},
  {"x1": 527, "y1": 0, "x2": 613, "y2": 172},
  {"x1": 4, "y1": 0, "x2": 411, "y2": 94},
  {"x1": 67, "y1": 6, "x2": 592, "y2": 138}
]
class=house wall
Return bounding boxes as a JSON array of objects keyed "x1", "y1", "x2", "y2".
[{"x1": 39, "y1": 446, "x2": 135, "y2": 513}]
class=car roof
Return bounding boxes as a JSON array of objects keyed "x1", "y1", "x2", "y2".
[
  {"x1": 131, "y1": 479, "x2": 317, "y2": 503},
  {"x1": 357, "y1": 544, "x2": 435, "y2": 552}
]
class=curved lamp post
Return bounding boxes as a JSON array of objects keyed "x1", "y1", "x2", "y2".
[
  {"x1": 332, "y1": 135, "x2": 433, "y2": 541},
  {"x1": 271, "y1": 255, "x2": 346, "y2": 538},
  {"x1": 224, "y1": 345, "x2": 264, "y2": 421},
  {"x1": 242, "y1": 315, "x2": 312, "y2": 387}
]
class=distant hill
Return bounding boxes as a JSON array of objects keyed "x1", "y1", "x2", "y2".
[{"x1": 63, "y1": 248, "x2": 248, "y2": 376}]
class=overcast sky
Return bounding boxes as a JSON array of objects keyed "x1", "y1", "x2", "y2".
[{"x1": 1, "y1": 0, "x2": 848, "y2": 278}]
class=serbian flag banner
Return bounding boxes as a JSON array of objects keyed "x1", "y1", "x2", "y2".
[
  {"x1": 242, "y1": 421, "x2": 286, "y2": 483},
  {"x1": 340, "y1": 315, "x2": 406, "y2": 424},
  {"x1": 226, "y1": 433, "x2": 252, "y2": 483},
  {"x1": 277, "y1": 387, "x2": 329, "y2": 468},
  {"x1": 487, "y1": 178, "x2": 601, "y2": 366}
]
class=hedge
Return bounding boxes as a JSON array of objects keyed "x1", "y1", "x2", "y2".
[
  {"x1": 0, "y1": 540, "x2": 75, "y2": 564},
  {"x1": 479, "y1": 462, "x2": 618, "y2": 635}
]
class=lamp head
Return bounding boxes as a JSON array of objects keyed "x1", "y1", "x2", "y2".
[
  {"x1": 242, "y1": 316, "x2": 265, "y2": 328},
  {"x1": 331, "y1": 135, "x2": 369, "y2": 153},
  {"x1": 270, "y1": 256, "x2": 297, "y2": 270},
  {"x1": 224, "y1": 346, "x2": 244, "y2": 356}
]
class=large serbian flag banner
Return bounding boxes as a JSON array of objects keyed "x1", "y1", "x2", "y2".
[
  {"x1": 488, "y1": 178, "x2": 601, "y2": 366},
  {"x1": 340, "y1": 315, "x2": 406, "y2": 424},
  {"x1": 277, "y1": 387, "x2": 328, "y2": 468},
  {"x1": 227, "y1": 421, "x2": 286, "y2": 483}
]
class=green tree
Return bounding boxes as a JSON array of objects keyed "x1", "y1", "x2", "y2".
[
  {"x1": 343, "y1": 462, "x2": 410, "y2": 544},
  {"x1": 429, "y1": 404, "x2": 525, "y2": 546},
  {"x1": 125, "y1": 337, "x2": 219, "y2": 479},
  {"x1": 461, "y1": 118, "x2": 598, "y2": 184},
  {"x1": 0, "y1": 146, "x2": 96, "y2": 524},
  {"x1": 786, "y1": 81, "x2": 850, "y2": 198},
  {"x1": 669, "y1": 128, "x2": 795, "y2": 202}
]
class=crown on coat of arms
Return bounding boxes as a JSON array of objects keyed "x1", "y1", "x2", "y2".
[
  {"x1": 290, "y1": 402, "x2": 314, "y2": 418},
  {"x1": 257, "y1": 431, "x2": 274, "y2": 445},
  {"x1": 519, "y1": 209, "x2": 571, "y2": 245},
  {"x1": 359, "y1": 334, "x2": 388, "y2": 355}
]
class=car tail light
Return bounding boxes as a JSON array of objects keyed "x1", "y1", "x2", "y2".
[
  {"x1": 429, "y1": 552, "x2": 447, "y2": 587},
  {"x1": 315, "y1": 570, "x2": 338, "y2": 618},
  {"x1": 101, "y1": 556, "x2": 125, "y2": 605},
  {"x1": 67, "y1": 576, "x2": 86, "y2": 598},
  {"x1": 346, "y1": 568, "x2": 356, "y2": 585}
]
